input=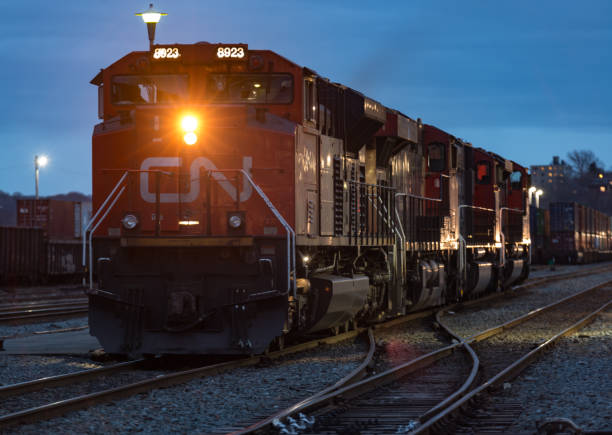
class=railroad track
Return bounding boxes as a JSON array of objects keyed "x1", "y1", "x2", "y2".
[
  {"x1": 0, "y1": 326, "x2": 375, "y2": 431},
  {"x1": 418, "y1": 282, "x2": 612, "y2": 434},
  {"x1": 1, "y1": 265, "x2": 610, "y2": 432},
  {"x1": 0, "y1": 299, "x2": 88, "y2": 324},
  {"x1": 237, "y1": 280, "x2": 611, "y2": 434}
]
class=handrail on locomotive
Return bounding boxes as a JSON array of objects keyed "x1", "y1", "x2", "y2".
[{"x1": 83, "y1": 168, "x2": 297, "y2": 296}]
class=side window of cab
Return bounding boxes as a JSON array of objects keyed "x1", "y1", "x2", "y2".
[
  {"x1": 476, "y1": 161, "x2": 491, "y2": 184},
  {"x1": 428, "y1": 143, "x2": 446, "y2": 172},
  {"x1": 510, "y1": 171, "x2": 522, "y2": 190}
]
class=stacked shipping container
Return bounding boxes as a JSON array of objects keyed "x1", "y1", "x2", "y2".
[
  {"x1": 545, "y1": 202, "x2": 612, "y2": 263},
  {"x1": 16, "y1": 199, "x2": 92, "y2": 239}
]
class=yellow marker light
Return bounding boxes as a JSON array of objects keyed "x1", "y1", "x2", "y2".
[
  {"x1": 179, "y1": 220, "x2": 200, "y2": 226},
  {"x1": 184, "y1": 132, "x2": 197, "y2": 145},
  {"x1": 181, "y1": 115, "x2": 198, "y2": 132}
]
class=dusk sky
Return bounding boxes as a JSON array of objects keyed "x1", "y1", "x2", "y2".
[{"x1": 1, "y1": 1, "x2": 611, "y2": 196}]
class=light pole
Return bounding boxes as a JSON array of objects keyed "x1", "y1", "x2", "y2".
[
  {"x1": 528, "y1": 186, "x2": 537, "y2": 206},
  {"x1": 34, "y1": 155, "x2": 48, "y2": 200},
  {"x1": 135, "y1": 4, "x2": 167, "y2": 51},
  {"x1": 535, "y1": 189, "x2": 543, "y2": 208}
]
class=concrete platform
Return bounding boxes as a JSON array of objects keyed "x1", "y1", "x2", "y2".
[{"x1": 1, "y1": 329, "x2": 101, "y2": 355}]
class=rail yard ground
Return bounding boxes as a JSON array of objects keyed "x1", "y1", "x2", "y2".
[{"x1": 0, "y1": 264, "x2": 609, "y2": 434}]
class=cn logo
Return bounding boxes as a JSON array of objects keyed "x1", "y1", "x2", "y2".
[{"x1": 139, "y1": 156, "x2": 253, "y2": 203}]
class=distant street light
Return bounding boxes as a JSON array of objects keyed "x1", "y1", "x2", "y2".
[
  {"x1": 535, "y1": 189, "x2": 543, "y2": 208},
  {"x1": 135, "y1": 4, "x2": 167, "y2": 51},
  {"x1": 34, "y1": 155, "x2": 48, "y2": 200},
  {"x1": 528, "y1": 186, "x2": 537, "y2": 206}
]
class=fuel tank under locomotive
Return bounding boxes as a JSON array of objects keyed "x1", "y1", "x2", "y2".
[
  {"x1": 298, "y1": 274, "x2": 370, "y2": 333},
  {"x1": 88, "y1": 240, "x2": 289, "y2": 355}
]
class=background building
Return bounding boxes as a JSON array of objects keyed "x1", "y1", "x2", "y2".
[{"x1": 530, "y1": 156, "x2": 572, "y2": 207}]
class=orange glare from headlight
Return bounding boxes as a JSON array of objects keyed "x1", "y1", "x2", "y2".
[
  {"x1": 184, "y1": 132, "x2": 197, "y2": 145},
  {"x1": 181, "y1": 115, "x2": 198, "y2": 133}
]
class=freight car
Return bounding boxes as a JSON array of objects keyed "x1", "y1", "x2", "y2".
[
  {"x1": 86, "y1": 41, "x2": 530, "y2": 356},
  {"x1": 0, "y1": 226, "x2": 85, "y2": 284},
  {"x1": 532, "y1": 202, "x2": 612, "y2": 264}
]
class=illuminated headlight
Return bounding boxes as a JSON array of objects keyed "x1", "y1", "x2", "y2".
[
  {"x1": 181, "y1": 115, "x2": 198, "y2": 132},
  {"x1": 228, "y1": 215, "x2": 242, "y2": 229},
  {"x1": 184, "y1": 132, "x2": 197, "y2": 145},
  {"x1": 122, "y1": 214, "x2": 139, "y2": 230}
]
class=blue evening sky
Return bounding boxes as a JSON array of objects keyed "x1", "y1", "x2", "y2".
[{"x1": 1, "y1": 1, "x2": 611, "y2": 195}]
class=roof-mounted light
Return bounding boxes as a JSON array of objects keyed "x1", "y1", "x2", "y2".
[{"x1": 136, "y1": 3, "x2": 167, "y2": 24}]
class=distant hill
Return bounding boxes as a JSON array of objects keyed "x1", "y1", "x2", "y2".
[{"x1": 0, "y1": 191, "x2": 91, "y2": 226}]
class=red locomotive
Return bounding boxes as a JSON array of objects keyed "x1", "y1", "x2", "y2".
[{"x1": 86, "y1": 41, "x2": 530, "y2": 355}]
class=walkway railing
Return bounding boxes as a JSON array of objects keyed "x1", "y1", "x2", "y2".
[{"x1": 82, "y1": 169, "x2": 296, "y2": 296}]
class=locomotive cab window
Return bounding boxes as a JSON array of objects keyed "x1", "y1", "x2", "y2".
[
  {"x1": 510, "y1": 171, "x2": 522, "y2": 190},
  {"x1": 111, "y1": 75, "x2": 188, "y2": 105},
  {"x1": 206, "y1": 73, "x2": 293, "y2": 104},
  {"x1": 476, "y1": 161, "x2": 491, "y2": 184},
  {"x1": 428, "y1": 143, "x2": 446, "y2": 172}
]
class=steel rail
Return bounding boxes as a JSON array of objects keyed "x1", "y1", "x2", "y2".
[
  {"x1": 228, "y1": 328, "x2": 376, "y2": 435},
  {"x1": 0, "y1": 300, "x2": 88, "y2": 314},
  {"x1": 414, "y1": 279, "x2": 612, "y2": 428},
  {"x1": 252, "y1": 279, "x2": 612, "y2": 434},
  {"x1": 413, "y1": 297, "x2": 612, "y2": 434},
  {"x1": 0, "y1": 306, "x2": 88, "y2": 323},
  {"x1": 0, "y1": 359, "x2": 148, "y2": 399},
  {"x1": 417, "y1": 311, "x2": 480, "y2": 423},
  {"x1": 0, "y1": 327, "x2": 371, "y2": 429}
]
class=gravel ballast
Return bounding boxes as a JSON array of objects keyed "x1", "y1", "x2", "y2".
[
  {"x1": 3, "y1": 337, "x2": 368, "y2": 434},
  {"x1": 442, "y1": 271, "x2": 612, "y2": 338},
  {"x1": 528, "y1": 261, "x2": 612, "y2": 279},
  {"x1": 491, "y1": 309, "x2": 612, "y2": 433},
  {"x1": 0, "y1": 317, "x2": 88, "y2": 339},
  {"x1": 374, "y1": 317, "x2": 449, "y2": 372},
  {"x1": 0, "y1": 354, "x2": 103, "y2": 386}
]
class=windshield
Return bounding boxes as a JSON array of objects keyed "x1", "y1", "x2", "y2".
[
  {"x1": 206, "y1": 74, "x2": 293, "y2": 104},
  {"x1": 111, "y1": 75, "x2": 188, "y2": 105}
]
